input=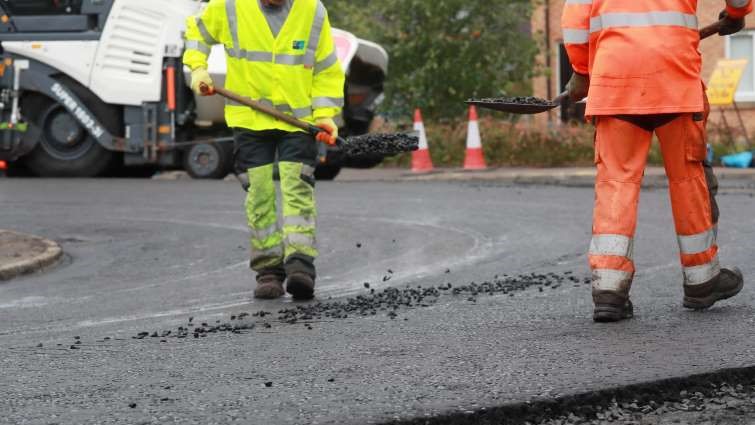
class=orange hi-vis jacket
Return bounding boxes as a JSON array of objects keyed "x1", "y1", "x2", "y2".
[{"x1": 562, "y1": 0, "x2": 753, "y2": 116}]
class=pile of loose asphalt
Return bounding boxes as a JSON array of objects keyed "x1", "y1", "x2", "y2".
[{"x1": 342, "y1": 133, "x2": 419, "y2": 158}]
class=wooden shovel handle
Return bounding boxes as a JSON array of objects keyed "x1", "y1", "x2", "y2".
[{"x1": 700, "y1": 18, "x2": 725, "y2": 40}]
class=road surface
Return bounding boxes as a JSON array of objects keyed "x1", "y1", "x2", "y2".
[{"x1": 1, "y1": 178, "x2": 753, "y2": 424}]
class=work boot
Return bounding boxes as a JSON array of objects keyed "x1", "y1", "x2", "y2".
[
  {"x1": 254, "y1": 271, "x2": 285, "y2": 299},
  {"x1": 286, "y1": 272, "x2": 315, "y2": 300},
  {"x1": 683, "y1": 267, "x2": 743, "y2": 310},
  {"x1": 593, "y1": 290, "x2": 634, "y2": 323}
]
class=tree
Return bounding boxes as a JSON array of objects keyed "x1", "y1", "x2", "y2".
[{"x1": 326, "y1": 0, "x2": 538, "y2": 120}]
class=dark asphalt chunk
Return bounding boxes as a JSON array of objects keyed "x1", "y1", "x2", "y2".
[
  {"x1": 128, "y1": 403, "x2": 136, "y2": 409},
  {"x1": 341, "y1": 133, "x2": 419, "y2": 158},
  {"x1": 264, "y1": 382, "x2": 273, "y2": 388}
]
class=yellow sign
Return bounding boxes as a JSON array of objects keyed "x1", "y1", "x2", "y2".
[{"x1": 707, "y1": 59, "x2": 748, "y2": 106}]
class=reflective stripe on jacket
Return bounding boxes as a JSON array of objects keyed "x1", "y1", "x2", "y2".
[
  {"x1": 183, "y1": 0, "x2": 345, "y2": 132},
  {"x1": 562, "y1": 0, "x2": 753, "y2": 116}
]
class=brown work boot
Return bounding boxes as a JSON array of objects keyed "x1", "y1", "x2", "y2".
[
  {"x1": 593, "y1": 290, "x2": 634, "y2": 323},
  {"x1": 254, "y1": 272, "x2": 285, "y2": 299},
  {"x1": 286, "y1": 272, "x2": 315, "y2": 300},
  {"x1": 683, "y1": 267, "x2": 743, "y2": 310}
]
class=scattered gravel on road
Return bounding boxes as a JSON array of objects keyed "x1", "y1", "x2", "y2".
[
  {"x1": 534, "y1": 381, "x2": 755, "y2": 425},
  {"x1": 120, "y1": 271, "x2": 586, "y2": 342}
]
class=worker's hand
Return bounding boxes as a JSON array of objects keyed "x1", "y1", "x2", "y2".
[
  {"x1": 719, "y1": 10, "x2": 745, "y2": 36},
  {"x1": 566, "y1": 72, "x2": 589, "y2": 102},
  {"x1": 315, "y1": 117, "x2": 338, "y2": 145},
  {"x1": 190, "y1": 68, "x2": 214, "y2": 96}
]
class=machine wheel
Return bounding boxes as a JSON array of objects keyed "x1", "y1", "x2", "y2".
[
  {"x1": 314, "y1": 164, "x2": 342, "y2": 180},
  {"x1": 183, "y1": 142, "x2": 232, "y2": 179},
  {"x1": 23, "y1": 101, "x2": 114, "y2": 177}
]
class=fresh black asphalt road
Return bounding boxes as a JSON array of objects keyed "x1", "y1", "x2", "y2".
[{"x1": 1, "y1": 178, "x2": 753, "y2": 424}]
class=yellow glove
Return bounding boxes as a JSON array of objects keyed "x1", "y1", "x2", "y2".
[
  {"x1": 190, "y1": 68, "x2": 214, "y2": 96},
  {"x1": 315, "y1": 117, "x2": 338, "y2": 145}
]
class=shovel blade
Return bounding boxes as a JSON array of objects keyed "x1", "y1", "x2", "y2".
[{"x1": 465, "y1": 100, "x2": 559, "y2": 115}]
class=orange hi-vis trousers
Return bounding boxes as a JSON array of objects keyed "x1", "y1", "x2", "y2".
[{"x1": 590, "y1": 114, "x2": 720, "y2": 293}]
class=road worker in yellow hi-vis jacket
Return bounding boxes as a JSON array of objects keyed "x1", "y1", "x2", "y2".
[{"x1": 184, "y1": 0, "x2": 345, "y2": 299}]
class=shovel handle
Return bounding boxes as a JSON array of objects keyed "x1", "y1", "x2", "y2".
[
  {"x1": 200, "y1": 84, "x2": 345, "y2": 147},
  {"x1": 700, "y1": 18, "x2": 725, "y2": 40}
]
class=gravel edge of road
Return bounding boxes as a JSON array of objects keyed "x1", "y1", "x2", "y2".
[
  {"x1": 386, "y1": 365, "x2": 755, "y2": 425},
  {"x1": 0, "y1": 230, "x2": 63, "y2": 281}
]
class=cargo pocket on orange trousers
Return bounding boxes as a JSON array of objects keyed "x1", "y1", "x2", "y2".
[{"x1": 686, "y1": 113, "x2": 707, "y2": 162}]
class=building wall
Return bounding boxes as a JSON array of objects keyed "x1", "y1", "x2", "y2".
[{"x1": 532, "y1": 0, "x2": 755, "y2": 140}]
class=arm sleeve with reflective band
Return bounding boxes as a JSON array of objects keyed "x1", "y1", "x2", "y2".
[
  {"x1": 726, "y1": 0, "x2": 753, "y2": 19},
  {"x1": 561, "y1": 0, "x2": 591, "y2": 75},
  {"x1": 183, "y1": 0, "x2": 227, "y2": 71},
  {"x1": 311, "y1": 12, "x2": 346, "y2": 120}
]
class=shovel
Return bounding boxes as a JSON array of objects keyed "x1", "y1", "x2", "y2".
[
  {"x1": 467, "y1": 18, "x2": 726, "y2": 115},
  {"x1": 200, "y1": 85, "x2": 418, "y2": 158}
]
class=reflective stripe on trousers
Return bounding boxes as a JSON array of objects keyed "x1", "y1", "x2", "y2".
[
  {"x1": 246, "y1": 164, "x2": 284, "y2": 270},
  {"x1": 589, "y1": 234, "x2": 634, "y2": 291},
  {"x1": 678, "y1": 226, "x2": 717, "y2": 256},
  {"x1": 279, "y1": 161, "x2": 318, "y2": 260}
]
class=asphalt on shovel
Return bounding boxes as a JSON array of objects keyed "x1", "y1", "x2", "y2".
[
  {"x1": 467, "y1": 18, "x2": 726, "y2": 114},
  {"x1": 200, "y1": 85, "x2": 418, "y2": 158}
]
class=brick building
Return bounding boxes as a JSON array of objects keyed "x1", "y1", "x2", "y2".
[{"x1": 531, "y1": 0, "x2": 755, "y2": 138}]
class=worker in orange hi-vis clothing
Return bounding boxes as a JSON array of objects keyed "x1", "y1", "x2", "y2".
[{"x1": 562, "y1": 0, "x2": 751, "y2": 322}]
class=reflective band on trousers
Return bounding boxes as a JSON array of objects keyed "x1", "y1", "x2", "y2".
[
  {"x1": 303, "y1": 1, "x2": 327, "y2": 68},
  {"x1": 589, "y1": 234, "x2": 634, "y2": 259},
  {"x1": 252, "y1": 245, "x2": 283, "y2": 259},
  {"x1": 314, "y1": 51, "x2": 338, "y2": 74},
  {"x1": 592, "y1": 269, "x2": 633, "y2": 292},
  {"x1": 196, "y1": 17, "x2": 219, "y2": 46},
  {"x1": 677, "y1": 226, "x2": 717, "y2": 255},
  {"x1": 186, "y1": 40, "x2": 211, "y2": 55},
  {"x1": 590, "y1": 12, "x2": 698, "y2": 33},
  {"x1": 283, "y1": 216, "x2": 315, "y2": 228},
  {"x1": 684, "y1": 257, "x2": 721, "y2": 286},
  {"x1": 285, "y1": 233, "x2": 315, "y2": 247},
  {"x1": 563, "y1": 29, "x2": 590, "y2": 44},
  {"x1": 728, "y1": 0, "x2": 750, "y2": 7},
  {"x1": 225, "y1": 98, "x2": 313, "y2": 119},
  {"x1": 301, "y1": 164, "x2": 315, "y2": 179},
  {"x1": 250, "y1": 223, "x2": 279, "y2": 241},
  {"x1": 565, "y1": 0, "x2": 592, "y2": 4}
]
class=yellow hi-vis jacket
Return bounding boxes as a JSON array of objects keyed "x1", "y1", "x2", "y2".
[{"x1": 183, "y1": 0, "x2": 345, "y2": 132}]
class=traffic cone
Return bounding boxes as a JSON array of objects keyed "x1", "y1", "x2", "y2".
[
  {"x1": 463, "y1": 105, "x2": 487, "y2": 170},
  {"x1": 411, "y1": 109, "x2": 434, "y2": 173}
]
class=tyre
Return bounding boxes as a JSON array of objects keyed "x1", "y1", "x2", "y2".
[
  {"x1": 23, "y1": 100, "x2": 114, "y2": 177},
  {"x1": 314, "y1": 164, "x2": 341, "y2": 180},
  {"x1": 183, "y1": 142, "x2": 232, "y2": 179},
  {"x1": 21, "y1": 79, "x2": 121, "y2": 178}
]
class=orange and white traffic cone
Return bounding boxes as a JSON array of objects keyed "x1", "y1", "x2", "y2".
[
  {"x1": 411, "y1": 109, "x2": 434, "y2": 173},
  {"x1": 463, "y1": 105, "x2": 487, "y2": 170}
]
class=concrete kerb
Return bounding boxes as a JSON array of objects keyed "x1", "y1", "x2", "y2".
[{"x1": 0, "y1": 230, "x2": 63, "y2": 281}]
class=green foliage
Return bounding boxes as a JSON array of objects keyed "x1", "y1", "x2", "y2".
[{"x1": 325, "y1": 0, "x2": 538, "y2": 120}]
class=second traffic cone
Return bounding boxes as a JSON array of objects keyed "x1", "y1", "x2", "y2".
[
  {"x1": 411, "y1": 109, "x2": 434, "y2": 173},
  {"x1": 463, "y1": 105, "x2": 487, "y2": 170}
]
